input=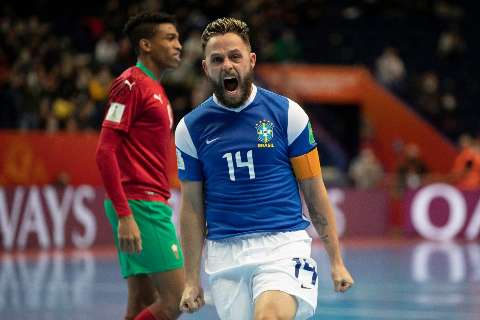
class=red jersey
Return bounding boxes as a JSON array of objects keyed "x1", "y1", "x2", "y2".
[{"x1": 101, "y1": 65, "x2": 173, "y2": 205}]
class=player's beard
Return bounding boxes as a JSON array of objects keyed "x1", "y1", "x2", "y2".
[{"x1": 209, "y1": 68, "x2": 254, "y2": 108}]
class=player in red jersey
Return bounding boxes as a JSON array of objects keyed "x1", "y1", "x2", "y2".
[{"x1": 96, "y1": 12, "x2": 184, "y2": 320}]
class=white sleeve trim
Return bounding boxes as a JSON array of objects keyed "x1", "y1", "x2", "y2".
[
  {"x1": 287, "y1": 98, "x2": 309, "y2": 146},
  {"x1": 175, "y1": 118, "x2": 198, "y2": 159}
]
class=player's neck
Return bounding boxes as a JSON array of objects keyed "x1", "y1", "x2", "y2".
[{"x1": 136, "y1": 58, "x2": 163, "y2": 81}]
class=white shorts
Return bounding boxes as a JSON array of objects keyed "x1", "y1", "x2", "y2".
[{"x1": 205, "y1": 230, "x2": 318, "y2": 320}]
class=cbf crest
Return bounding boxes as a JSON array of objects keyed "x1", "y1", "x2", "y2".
[{"x1": 255, "y1": 120, "x2": 275, "y2": 148}]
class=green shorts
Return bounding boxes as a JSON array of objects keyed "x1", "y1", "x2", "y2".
[{"x1": 104, "y1": 199, "x2": 184, "y2": 278}]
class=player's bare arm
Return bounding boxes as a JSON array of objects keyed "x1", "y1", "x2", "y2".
[
  {"x1": 179, "y1": 180, "x2": 206, "y2": 313},
  {"x1": 293, "y1": 149, "x2": 354, "y2": 293}
]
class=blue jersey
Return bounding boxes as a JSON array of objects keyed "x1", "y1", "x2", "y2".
[{"x1": 175, "y1": 85, "x2": 317, "y2": 240}]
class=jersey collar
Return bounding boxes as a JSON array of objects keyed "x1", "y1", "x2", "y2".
[
  {"x1": 136, "y1": 61, "x2": 158, "y2": 81},
  {"x1": 213, "y1": 84, "x2": 257, "y2": 112}
]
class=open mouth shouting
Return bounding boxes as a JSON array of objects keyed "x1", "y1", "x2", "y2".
[
  {"x1": 211, "y1": 69, "x2": 253, "y2": 107},
  {"x1": 223, "y1": 75, "x2": 239, "y2": 95}
]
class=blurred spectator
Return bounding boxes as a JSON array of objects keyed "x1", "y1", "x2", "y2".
[
  {"x1": 95, "y1": 32, "x2": 119, "y2": 65},
  {"x1": 415, "y1": 71, "x2": 441, "y2": 121},
  {"x1": 451, "y1": 134, "x2": 480, "y2": 190},
  {"x1": 270, "y1": 29, "x2": 303, "y2": 63},
  {"x1": 349, "y1": 148, "x2": 384, "y2": 189},
  {"x1": 395, "y1": 143, "x2": 428, "y2": 191},
  {"x1": 111, "y1": 37, "x2": 134, "y2": 75},
  {"x1": 439, "y1": 92, "x2": 460, "y2": 138},
  {"x1": 375, "y1": 47, "x2": 406, "y2": 94},
  {"x1": 437, "y1": 28, "x2": 466, "y2": 60},
  {"x1": 75, "y1": 93, "x2": 99, "y2": 131},
  {"x1": 88, "y1": 66, "x2": 112, "y2": 103},
  {"x1": 52, "y1": 96, "x2": 75, "y2": 129}
]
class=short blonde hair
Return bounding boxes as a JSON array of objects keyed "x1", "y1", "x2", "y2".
[{"x1": 201, "y1": 17, "x2": 251, "y2": 52}]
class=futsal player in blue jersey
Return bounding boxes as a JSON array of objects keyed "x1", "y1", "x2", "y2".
[{"x1": 176, "y1": 18, "x2": 354, "y2": 320}]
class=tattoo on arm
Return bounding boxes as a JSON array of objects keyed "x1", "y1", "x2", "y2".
[
  {"x1": 318, "y1": 216, "x2": 328, "y2": 226},
  {"x1": 312, "y1": 214, "x2": 330, "y2": 244}
]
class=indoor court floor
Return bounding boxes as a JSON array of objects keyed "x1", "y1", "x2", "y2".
[{"x1": 1, "y1": 239, "x2": 479, "y2": 320}]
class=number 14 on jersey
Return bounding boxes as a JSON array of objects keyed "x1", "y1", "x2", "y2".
[{"x1": 222, "y1": 150, "x2": 255, "y2": 181}]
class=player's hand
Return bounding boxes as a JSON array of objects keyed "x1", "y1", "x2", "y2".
[
  {"x1": 179, "y1": 284, "x2": 205, "y2": 313},
  {"x1": 331, "y1": 264, "x2": 354, "y2": 293},
  {"x1": 118, "y1": 215, "x2": 142, "y2": 254}
]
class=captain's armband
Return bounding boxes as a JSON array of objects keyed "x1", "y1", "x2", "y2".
[{"x1": 290, "y1": 148, "x2": 321, "y2": 180}]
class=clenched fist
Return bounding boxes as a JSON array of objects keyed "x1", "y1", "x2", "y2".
[{"x1": 180, "y1": 284, "x2": 205, "y2": 313}]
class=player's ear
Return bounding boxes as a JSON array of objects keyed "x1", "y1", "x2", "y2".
[
  {"x1": 139, "y1": 39, "x2": 151, "y2": 53},
  {"x1": 202, "y1": 59, "x2": 208, "y2": 76},
  {"x1": 250, "y1": 52, "x2": 256, "y2": 69}
]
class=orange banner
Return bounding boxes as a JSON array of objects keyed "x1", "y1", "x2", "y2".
[
  {"x1": 0, "y1": 131, "x2": 179, "y2": 187},
  {"x1": 257, "y1": 65, "x2": 369, "y2": 104},
  {"x1": 257, "y1": 64, "x2": 458, "y2": 173}
]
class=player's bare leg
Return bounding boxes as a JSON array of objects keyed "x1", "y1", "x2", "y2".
[
  {"x1": 125, "y1": 275, "x2": 158, "y2": 320},
  {"x1": 254, "y1": 290, "x2": 297, "y2": 320},
  {"x1": 143, "y1": 268, "x2": 185, "y2": 319}
]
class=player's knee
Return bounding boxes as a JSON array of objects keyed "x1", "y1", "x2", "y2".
[
  {"x1": 254, "y1": 305, "x2": 295, "y2": 320},
  {"x1": 254, "y1": 291, "x2": 297, "y2": 320}
]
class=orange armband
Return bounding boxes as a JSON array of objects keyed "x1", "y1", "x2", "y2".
[{"x1": 290, "y1": 148, "x2": 321, "y2": 180}]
